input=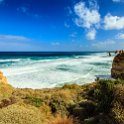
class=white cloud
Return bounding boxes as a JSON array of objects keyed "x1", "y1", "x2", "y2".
[
  {"x1": 112, "y1": 0, "x2": 124, "y2": 2},
  {"x1": 104, "y1": 13, "x2": 124, "y2": 30},
  {"x1": 17, "y1": 6, "x2": 41, "y2": 19},
  {"x1": 74, "y1": 1, "x2": 100, "y2": 40},
  {"x1": 113, "y1": 0, "x2": 121, "y2": 2},
  {"x1": 0, "y1": 35, "x2": 31, "y2": 42},
  {"x1": 91, "y1": 40, "x2": 124, "y2": 50},
  {"x1": 0, "y1": 35, "x2": 35, "y2": 51},
  {"x1": 17, "y1": 7, "x2": 28, "y2": 13},
  {"x1": 51, "y1": 42, "x2": 60, "y2": 46},
  {"x1": 92, "y1": 40, "x2": 116, "y2": 50},
  {"x1": 116, "y1": 33, "x2": 124, "y2": 39},
  {"x1": 69, "y1": 32, "x2": 77, "y2": 38},
  {"x1": 86, "y1": 29, "x2": 96, "y2": 40},
  {"x1": 64, "y1": 22, "x2": 70, "y2": 28},
  {"x1": 74, "y1": 2, "x2": 100, "y2": 29}
]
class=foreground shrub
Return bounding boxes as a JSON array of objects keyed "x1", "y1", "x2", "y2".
[
  {"x1": 49, "y1": 90, "x2": 76, "y2": 115},
  {"x1": 24, "y1": 96, "x2": 43, "y2": 107},
  {"x1": 72, "y1": 99, "x2": 96, "y2": 120},
  {"x1": 50, "y1": 115, "x2": 79, "y2": 124},
  {"x1": 94, "y1": 80, "x2": 115, "y2": 113}
]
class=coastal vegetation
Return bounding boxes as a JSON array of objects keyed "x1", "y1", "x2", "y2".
[
  {"x1": 0, "y1": 77, "x2": 124, "y2": 124},
  {"x1": 0, "y1": 52, "x2": 124, "y2": 124}
]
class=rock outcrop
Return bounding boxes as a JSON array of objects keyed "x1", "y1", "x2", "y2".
[
  {"x1": 111, "y1": 51, "x2": 124, "y2": 79},
  {"x1": 0, "y1": 71, "x2": 8, "y2": 84}
]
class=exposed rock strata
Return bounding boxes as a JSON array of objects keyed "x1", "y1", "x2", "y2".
[{"x1": 111, "y1": 52, "x2": 124, "y2": 79}]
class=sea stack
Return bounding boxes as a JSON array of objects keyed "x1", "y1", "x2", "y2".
[{"x1": 111, "y1": 50, "x2": 124, "y2": 79}]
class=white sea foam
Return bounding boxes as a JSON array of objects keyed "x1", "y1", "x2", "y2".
[
  {"x1": 0, "y1": 59, "x2": 21, "y2": 63},
  {"x1": 0, "y1": 52, "x2": 114, "y2": 89}
]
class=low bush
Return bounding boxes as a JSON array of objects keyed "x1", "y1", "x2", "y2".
[
  {"x1": 24, "y1": 96, "x2": 43, "y2": 107},
  {"x1": 94, "y1": 80, "x2": 115, "y2": 113}
]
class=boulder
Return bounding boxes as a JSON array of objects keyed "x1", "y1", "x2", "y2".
[{"x1": 111, "y1": 52, "x2": 124, "y2": 79}]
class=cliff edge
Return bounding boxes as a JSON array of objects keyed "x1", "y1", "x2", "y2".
[{"x1": 111, "y1": 52, "x2": 124, "y2": 79}]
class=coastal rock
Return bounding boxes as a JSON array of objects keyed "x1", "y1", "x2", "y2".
[
  {"x1": 111, "y1": 52, "x2": 124, "y2": 79},
  {"x1": 0, "y1": 71, "x2": 8, "y2": 84}
]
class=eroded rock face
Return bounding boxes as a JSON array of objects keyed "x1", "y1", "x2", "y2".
[
  {"x1": 0, "y1": 71, "x2": 8, "y2": 84},
  {"x1": 111, "y1": 52, "x2": 124, "y2": 79}
]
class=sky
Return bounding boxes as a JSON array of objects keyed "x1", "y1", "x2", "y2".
[{"x1": 0, "y1": 0, "x2": 124, "y2": 51}]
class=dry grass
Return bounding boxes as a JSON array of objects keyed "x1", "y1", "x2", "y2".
[
  {"x1": 0, "y1": 104, "x2": 42, "y2": 124},
  {"x1": 50, "y1": 115, "x2": 79, "y2": 124},
  {"x1": 0, "y1": 82, "x2": 14, "y2": 101},
  {"x1": 110, "y1": 84, "x2": 124, "y2": 124}
]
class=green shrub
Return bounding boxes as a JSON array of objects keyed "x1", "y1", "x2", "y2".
[
  {"x1": 94, "y1": 80, "x2": 115, "y2": 113},
  {"x1": 24, "y1": 96, "x2": 43, "y2": 107},
  {"x1": 72, "y1": 99, "x2": 96, "y2": 120}
]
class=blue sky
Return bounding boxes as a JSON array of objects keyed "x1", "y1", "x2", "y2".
[{"x1": 0, "y1": 0, "x2": 124, "y2": 51}]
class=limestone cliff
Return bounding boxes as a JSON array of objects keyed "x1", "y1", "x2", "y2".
[{"x1": 111, "y1": 52, "x2": 124, "y2": 79}]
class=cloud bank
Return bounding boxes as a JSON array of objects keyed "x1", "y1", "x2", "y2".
[
  {"x1": 0, "y1": 35, "x2": 40, "y2": 51},
  {"x1": 73, "y1": 0, "x2": 124, "y2": 41},
  {"x1": 104, "y1": 13, "x2": 124, "y2": 30},
  {"x1": 116, "y1": 33, "x2": 124, "y2": 39},
  {"x1": 112, "y1": 0, "x2": 124, "y2": 2},
  {"x1": 74, "y1": 1, "x2": 100, "y2": 40}
]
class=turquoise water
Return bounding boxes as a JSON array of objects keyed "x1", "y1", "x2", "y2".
[{"x1": 0, "y1": 52, "x2": 114, "y2": 88}]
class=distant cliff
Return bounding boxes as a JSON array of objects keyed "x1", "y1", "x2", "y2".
[{"x1": 111, "y1": 51, "x2": 124, "y2": 79}]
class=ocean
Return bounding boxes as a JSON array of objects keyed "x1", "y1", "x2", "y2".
[{"x1": 0, "y1": 52, "x2": 115, "y2": 89}]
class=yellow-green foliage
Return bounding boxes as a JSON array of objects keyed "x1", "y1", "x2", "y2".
[
  {"x1": 0, "y1": 104, "x2": 42, "y2": 124},
  {"x1": 0, "y1": 83, "x2": 14, "y2": 101},
  {"x1": 49, "y1": 89, "x2": 76, "y2": 115},
  {"x1": 13, "y1": 84, "x2": 85, "y2": 116},
  {"x1": 0, "y1": 80, "x2": 124, "y2": 124},
  {"x1": 62, "y1": 83, "x2": 82, "y2": 90},
  {"x1": 24, "y1": 96, "x2": 43, "y2": 107}
]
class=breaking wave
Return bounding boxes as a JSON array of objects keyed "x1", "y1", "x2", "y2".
[{"x1": 0, "y1": 52, "x2": 114, "y2": 88}]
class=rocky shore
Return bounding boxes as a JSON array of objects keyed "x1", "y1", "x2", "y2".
[{"x1": 0, "y1": 52, "x2": 123, "y2": 124}]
